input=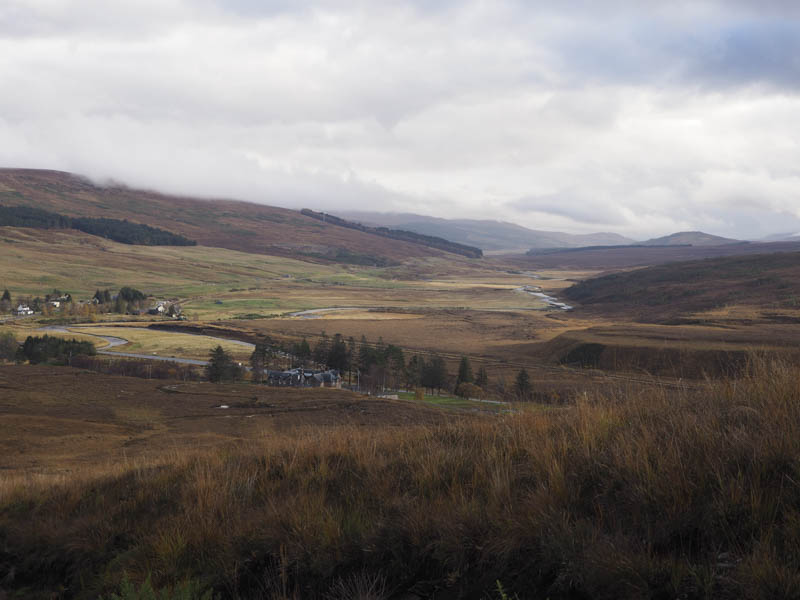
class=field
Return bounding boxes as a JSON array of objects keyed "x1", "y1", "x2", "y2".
[
  {"x1": 74, "y1": 325, "x2": 255, "y2": 362},
  {"x1": 4, "y1": 361, "x2": 800, "y2": 599},
  {"x1": 0, "y1": 366, "x2": 455, "y2": 479}
]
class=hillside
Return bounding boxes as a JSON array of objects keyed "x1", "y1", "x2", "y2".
[
  {"x1": 339, "y1": 210, "x2": 634, "y2": 252},
  {"x1": 641, "y1": 231, "x2": 741, "y2": 246},
  {"x1": 506, "y1": 240, "x2": 800, "y2": 270},
  {"x1": 300, "y1": 209, "x2": 483, "y2": 258},
  {"x1": 563, "y1": 250, "x2": 800, "y2": 321},
  {"x1": 761, "y1": 231, "x2": 800, "y2": 242},
  {"x1": 0, "y1": 169, "x2": 446, "y2": 265}
]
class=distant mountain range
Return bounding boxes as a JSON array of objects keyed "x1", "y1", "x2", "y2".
[
  {"x1": 760, "y1": 232, "x2": 800, "y2": 243},
  {"x1": 337, "y1": 211, "x2": 635, "y2": 253},
  {"x1": 338, "y1": 212, "x2": 746, "y2": 253},
  {"x1": 640, "y1": 231, "x2": 742, "y2": 247}
]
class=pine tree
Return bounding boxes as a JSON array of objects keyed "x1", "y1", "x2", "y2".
[
  {"x1": 346, "y1": 336, "x2": 357, "y2": 385},
  {"x1": 326, "y1": 333, "x2": 349, "y2": 372},
  {"x1": 0, "y1": 289, "x2": 10, "y2": 313},
  {"x1": 250, "y1": 339, "x2": 271, "y2": 383},
  {"x1": 475, "y1": 365, "x2": 489, "y2": 388},
  {"x1": 206, "y1": 345, "x2": 242, "y2": 383},
  {"x1": 422, "y1": 355, "x2": 448, "y2": 394},
  {"x1": 456, "y1": 356, "x2": 473, "y2": 389},
  {"x1": 358, "y1": 335, "x2": 372, "y2": 372},
  {"x1": 406, "y1": 355, "x2": 424, "y2": 390},
  {"x1": 514, "y1": 368, "x2": 532, "y2": 400},
  {"x1": 313, "y1": 331, "x2": 330, "y2": 366}
]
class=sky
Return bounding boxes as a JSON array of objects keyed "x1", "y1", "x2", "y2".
[{"x1": 2, "y1": 1, "x2": 800, "y2": 240}]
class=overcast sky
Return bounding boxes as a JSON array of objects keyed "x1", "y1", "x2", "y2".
[{"x1": 2, "y1": 1, "x2": 800, "y2": 239}]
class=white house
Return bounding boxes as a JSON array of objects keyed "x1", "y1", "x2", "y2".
[{"x1": 15, "y1": 304, "x2": 34, "y2": 316}]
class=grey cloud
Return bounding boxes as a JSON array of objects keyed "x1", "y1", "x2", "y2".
[{"x1": 2, "y1": 1, "x2": 800, "y2": 239}]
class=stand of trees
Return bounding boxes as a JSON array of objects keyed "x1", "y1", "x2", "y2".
[
  {"x1": 0, "y1": 205, "x2": 196, "y2": 246},
  {"x1": 405, "y1": 353, "x2": 449, "y2": 394},
  {"x1": 245, "y1": 330, "x2": 507, "y2": 400},
  {"x1": 18, "y1": 335, "x2": 95, "y2": 365},
  {"x1": 93, "y1": 287, "x2": 149, "y2": 314}
]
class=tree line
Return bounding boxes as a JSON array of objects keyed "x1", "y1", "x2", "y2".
[
  {"x1": 15, "y1": 335, "x2": 96, "y2": 364},
  {"x1": 209, "y1": 330, "x2": 537, "y2": 401},
  {"x1": 0, "y1": 205, "x2": 196, "y2": 246}
]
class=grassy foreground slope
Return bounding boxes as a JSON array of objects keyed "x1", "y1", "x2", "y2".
[
  {"x1": 2, "y1": 359, "x2": 800, "y2": 599},
  {"x1": 0, "y1": 169, "x2": 444, "y2": 264}
]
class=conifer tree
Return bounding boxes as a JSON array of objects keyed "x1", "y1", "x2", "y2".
[
  {"x1": 514, "y1": 368, "x2": 532, "y2": 400},
  {"x1": 475, "y1": 365, "x2": 489, "y2": 388},
  {"x1": 206, "y1": 345, "x2": 242, "y2": 382},
  {"x1": 456, "y1": 356, "x2": 473, "y2": 388}
]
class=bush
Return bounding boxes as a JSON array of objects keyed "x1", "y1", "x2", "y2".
[
  {"x1": 102, "y1": 574, "x2": 214, "y2": 600},
  {"x1": 455, "y1": 382, "x2": 484, "y2": 399}
]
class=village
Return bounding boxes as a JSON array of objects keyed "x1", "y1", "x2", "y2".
[{"x1": 1, "y1": 287, "x2": 185, "y2": 320}]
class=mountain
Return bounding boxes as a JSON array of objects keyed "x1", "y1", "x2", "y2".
[
  {"x1": 0, "y1": 169, "x2": 449, "y2": 265},
  {"x1": 641, "y1": 231, "x2": 742, "y2": 247},
  {"x1": 338, "y1": 210, "x2": 635, "y2": 253}
]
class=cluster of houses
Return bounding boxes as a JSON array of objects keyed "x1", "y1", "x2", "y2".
[
  {"x1": 13, "y1": 296, "x2": 183, "y2": 318},
  {"x1": 14, "y1": 293, "x2": 72, "y2": 316},
  {"x1": 143, "y1": 301, "x2": 182, "y2": 317},
  {"x1": 264, "y1": 368, "x2": 342, "y2": 388}
]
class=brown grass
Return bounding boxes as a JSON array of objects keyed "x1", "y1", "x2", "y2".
[{"x1": 3, "y1": 358, "x2": 800, "y2": 598}]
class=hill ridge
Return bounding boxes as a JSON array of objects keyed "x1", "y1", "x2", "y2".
[{"x1": 0, "y1": 168, "x2": 449, "y2": 265}]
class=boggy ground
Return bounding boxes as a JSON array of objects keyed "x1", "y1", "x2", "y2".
[{"x1": 3, "y1": 359, "x2": 800, "y2": 599}]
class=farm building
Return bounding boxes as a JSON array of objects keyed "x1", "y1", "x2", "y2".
[
  {"x1": 264, "y1": 368, "x2": 341, "y2": 388},
  {"x1": 14, "y1": 304, "x2": 34, "y2": 316}
]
